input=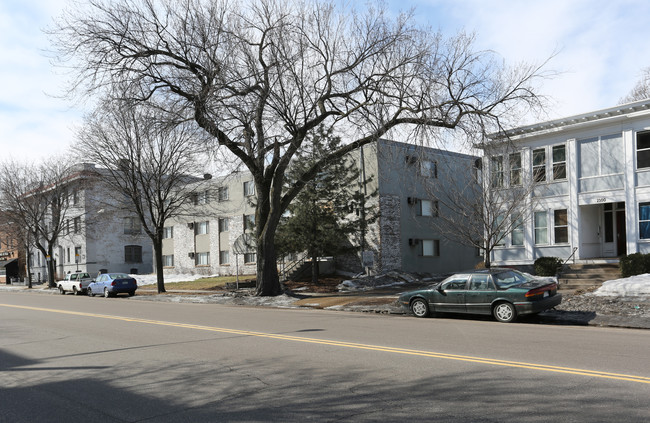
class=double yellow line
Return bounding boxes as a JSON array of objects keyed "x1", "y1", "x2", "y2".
[{"x1": 3, "y1": 303, "x2": 650, "y2": 385}]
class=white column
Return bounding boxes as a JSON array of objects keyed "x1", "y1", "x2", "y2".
[
  {"x1": 567, "y1": 138, "x2": 579, "y2": 259},
  {"x1": 623, "y1": 129, "x2": 638, "y2": 253}
]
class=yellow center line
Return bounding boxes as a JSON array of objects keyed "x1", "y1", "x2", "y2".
[{"x1": 3, "y1": 303, "x2": 649, "y2": 384}]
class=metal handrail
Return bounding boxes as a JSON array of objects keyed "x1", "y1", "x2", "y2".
[{"x1": 279, "y1": 251, "x2": 309, "y2": 282}]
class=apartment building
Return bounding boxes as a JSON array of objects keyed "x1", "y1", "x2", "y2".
[{"x1": 485, "y1": 98, "x2": 650, "y2": 266}]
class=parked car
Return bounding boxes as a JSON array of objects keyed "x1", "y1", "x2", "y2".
[
  {"x1": 398, "y1": 268, "x2": 562, "y2": 323},
  {"x1": 87, "y1": 273, "x2": 137, "y2": 298},
  {"x1": 58, "y1": 272, "x2": 93, "y2": 295}
]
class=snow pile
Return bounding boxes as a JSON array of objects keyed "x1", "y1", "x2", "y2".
[
  {"x1": 337, "y1": 271, "x2": 441, "y2": 292},
  {"x1": 593, "y1": 274, "x2": 650, "y2": 297},
  {"x1": 131, "y1": 273, "x2": 217, "y2": 286}
]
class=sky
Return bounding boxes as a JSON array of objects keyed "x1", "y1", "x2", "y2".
[{"x1": 2, "y1": 0, "x2": 650, "y2": 161}]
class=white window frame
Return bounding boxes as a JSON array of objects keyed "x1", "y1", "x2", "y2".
[
  {"x1": 532, "y1": 148, "x2": 546, "y2": 183},
  {"x1": 163, "y1": 226, "x2": 174, "y2": 239},
  {"x1": 195, "y1": 221, "x2": 209, "y2": 235},
  {"x1": 162, "y1": 255, "x2": 174, "y2": 267},
  {"x1": 420, "y1": 239, "x2": 440, "y2": 257},
  {"x1": 491, "y1": 156, "x2": 504, "y2": 188},
  {"x1": 244, "y1": 181, "x2": 255, "y2": 196},
  {"x1": 534, "y1": 211, "x2": 548, "y2": 245},
  {"x1": 195, "y1": 252, "x2": 210, "y2": 266},
  {"x1": 552, "y1": 144, "x2": 567, "y2": 181},
  {"x1": 554, "y1": 209, "x2": 569, "y2": 244},
  {"x1": 218, "y1": 218, "x2": 230, "y2": 233},
  {"x1": 509, "y1": 152, "x2": 522, "y2": 186},
  {"x1": 219, "y1": 250, "x2": 229, "y2": 265}
]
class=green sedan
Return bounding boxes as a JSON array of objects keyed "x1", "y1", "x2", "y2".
[{"x1": 398, "y1": 268, "x2": 562, "y2": 323}]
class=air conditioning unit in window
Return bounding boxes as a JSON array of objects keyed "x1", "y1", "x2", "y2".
[
  {"x1": 188, "y1": 252, "x2": 195, "y2": 258},
  {"x1": 407, "y1": 197, "x2": 417, "y2": 205},
  {"x1": 187, "y1": 222, "x2": 194, "y2": 230},
  {"x1": 405, "y1": 155, "x2": 417, "y2": 165},
  {"x1": 408, "y1": 238, "x2": 420, "y2": 246}
]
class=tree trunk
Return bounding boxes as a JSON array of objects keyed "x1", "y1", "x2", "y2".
[
  {"x1": 47, "y1": 245, "x2": 56, "y2": 288},
  {"x1": 311, "y1": 254, "x2": 319, "y2": 284},
  {"x1": 153, "y1": 238, "x2": 166, "y2": 294},
  {"x1": 255, "y1": 234, "x2": 282, "y2": 296}
]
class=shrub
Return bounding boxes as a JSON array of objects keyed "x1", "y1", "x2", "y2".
[
  {"x1": 534, "y1": 257, "x2": 562, "y2": 276},
  {"x1": 619, "y1": 253, "x2": 650, "y2": 278}
]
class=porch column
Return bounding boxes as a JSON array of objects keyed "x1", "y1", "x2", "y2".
[
  {"x1": 567, "y1": 138, "x2": 580, "y2": 259},
  {"x1": 623, "y1": 129, "x2": 638, "y2": 254}
]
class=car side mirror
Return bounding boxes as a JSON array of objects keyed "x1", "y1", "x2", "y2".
[{"x1": 437, "y1": 285, "x2": 444, "y2": 292}]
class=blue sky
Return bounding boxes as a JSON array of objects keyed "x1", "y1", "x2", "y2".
[{"x1": 2, "y1": 0, "x2": 650, "y2": 160}]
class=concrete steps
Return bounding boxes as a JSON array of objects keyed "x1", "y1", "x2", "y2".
[{"x1": 558, "y1": 263, "x2": 620, "y2": 292}]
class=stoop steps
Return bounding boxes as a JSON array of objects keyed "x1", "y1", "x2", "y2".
[{"x1": 558, "y1": 263, "x2": 621, "y2": 292}]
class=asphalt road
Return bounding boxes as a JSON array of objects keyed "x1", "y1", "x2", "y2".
[{"x1": 1, "y1": 291, "x2": 649, "y2": 422}]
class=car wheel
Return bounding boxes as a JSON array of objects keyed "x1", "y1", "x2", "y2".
[
  {"x1": 493, "y1": 302, "x2": 517, "y2": 323},
  {"x1": 73, "y1": 286, "x2": 79, "y2": 295},
  {"x1": 88, "y1": 287, "x2": 94, "y2": 297},
  {"x1": 104, "y1": 288, "x2": 110, "y2": 298},
  {"x1": 128, "y1": 291, "x2": 135, "y2": 297},
  {"x1": 410, "y1": 298, "x2": 430, "y2": 318},
  {"x1": 58, "y1": 285, "x2": 65, "y2": 295}
]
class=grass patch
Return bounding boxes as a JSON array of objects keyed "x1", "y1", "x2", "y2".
[{"x1": 158, "y1": 275, "x2": 256, "y2": 291}]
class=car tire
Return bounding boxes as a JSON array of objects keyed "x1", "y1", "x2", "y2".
[
  {"x1": 493, "y1": 302, "x2": 517, "y2": 323},
  {"x1": 73, "y1": 286, "x2": 79, "y2": 295},
  {"x1": 58, "y1": 285, "x2": 65, "y2": 295},
  {"x1": 104, "y1": 288, "x2": 110, "y2": 298},
  {"x1": 128, "y1": 291, "x2": 135, "y2": 297},
  {"x1": 410, "y1": 298, "x2": 430, "y2": 318},
  {"x1": 88, "y1": 287, "x2": 94, "y2": 297}
]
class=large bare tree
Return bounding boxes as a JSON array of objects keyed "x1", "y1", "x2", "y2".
[
  {"x1": 0, "y1": 159, "x2": 76, "y2": 288},
  {"x1": 75, "y1": 99, "x2": 210, "y2": 293},
  {"x1": 621, "y1": 67, "x2": 650, "y2": 103},
  {"x1": 51, "y1": 0, "x2": 548, "y2": 295}
]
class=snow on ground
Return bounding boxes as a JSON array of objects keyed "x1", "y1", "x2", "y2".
[
  {"x1": 594, "y1": 274, "x2": 650, "y2": 297},
  {"x1": 132, "y1": 273, "x2": 214, "y2": 286}
]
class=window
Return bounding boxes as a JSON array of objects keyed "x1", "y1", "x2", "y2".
[
  {"x1": 195, "y1": 191, "x2": 209, "y2": 205},
  {"x1": 534, "y1": 211, "x2": 548, "y2": 245},
  {"x1": 495, "y1": 215, "x2": 505, "y2": 246},
  {"x1": 509, "y1": 152, "x2": 521, "y2": 186},
  {"x1": 639, "y1": 202, "x2": 650, "y2": 239},
  {"x1": 66, "y1": 248, "x2": 70, "y2": 263},
  {"x1": 72, "y1": 189, "x2": 79, "y2": 206},
  {"x1": 244, "y1": 252, "x2": 256, "y2": 263},
  {"x1": 65, "y1": 219, "x2": 70, "y2": 235},
  {"x1": 244, "y1": 214, "x2": 255, "y2": 231},
  {"x1": 162, "y1": 255, "x2": 174, "y2": 267},
  {"x1": 195, "y1": 252, "x2": 210, "y2": 266},
  {"x1": 219, "y1": 250, "x2": 229, "y2": 265},
  {"x1": 441, "y1": 275, "x2": 468, "y2": 290},
  {"x1": 123, "y1": 217, "x2": 140, "y2": 235},
  {"x1": 218, "y1": 218, "x2": 230, "y2": 232},
  {"x1": 75, "y1": 247, "x2": 81, "y2": 263},
  {"x1": 163, "y1": 226, "x2": 174, "y2": 239},
  {"x1": 554, "y1": 209, "x2": 568, "y2": 244},
  {"x1": 74, "y1": 216, "x2": 81, "y2": 234},
  {"x1": 637, "y1": 131, "x2": 650, "y2": 169},
  {"x1": 604, "y1": 203, "x2": 614, "y2": 243},
  {"x1": 421, "y1": 239, "x2": 440, "y2": 257},
  {"x1": 195, "y1": 221, "x2": 209, "y2": 235},
  {"x1": 124, "y1": 245, "x2": 143, "y2": 263},
  {"x1": 244, "y1": 181, "x2": 255, "y2": 196},
  {"x1": 491, "y1": 156, "x2": 504, "y2": 188},
  {"x1": 533, "y1": 148, "x2": 546, "y2": 182},
  {"x1": 511, "y1": 216, "x2": 524, "y2": 246},
  {"x1": 419, "y1": 160, "x2": 437, "y2": 178},
  {"x1": 552, "y1": 145, "x2": 566, "y2": 180},
  {"x1": 579, "y1": 134, "x2": 624, "y2": 178},
  {"x1": 218, "y1": 187, "x2": 229, "y2": 201},
  {"x1": 418, "y1": 200, "x2": 439, "y2": 217}
]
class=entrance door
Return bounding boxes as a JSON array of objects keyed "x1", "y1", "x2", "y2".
[{"x1": 603, "y1": 202, "x2": 626, "y2": 257}]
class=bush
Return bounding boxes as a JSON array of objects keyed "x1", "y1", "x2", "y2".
[
  {"x1": 619, "y1": 253, "x2": 650, "y2": 278},
  {"x1": 534, "y1": 257, "x2": 562, "y2": 276}
]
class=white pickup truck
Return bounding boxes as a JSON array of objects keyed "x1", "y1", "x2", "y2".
[{"x1": 58, "y1": 272, "x2": 93, "y2": 295}]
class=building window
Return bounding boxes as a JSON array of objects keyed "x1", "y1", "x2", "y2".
[
  {"x1": 244, "y1": 181, "x2": 255, "y2": 196},
  {"x1": 66, "y1": 248, "x2": 70, "y2": 263},
  {"x1": 195, "y1": 191, "x2": 209, "y2": 205},
  {"x1": 419, "y1": 160, "x2": 437, "y2": 178},
  {"x1": 72, "y1": 189, "x2": 79, "y2": 206},
  {"x1": 579, "y1": 134, "x2": 624, "y2": 178},
  {"x1": 162, "y1": 255, "x2": 174, "y2": 267},
  {"x1": 552, "y1": 145, "x2": 566, "y2": 180},
  {"x1": 509, "y1": 153, "x2": 521, "y2": 186},
  {"x1": 244, "y1": 214, "x2": 255, "y2": 231},
  {"x1": 420, "y1": 239, "x2": 440, "y2": 257},
  {"x1": 534, "y1": 211, "x2": 548, "y2": 245},
  {"x1": 218, "y1": 218, "x2": 230, "y2": 232},
  {"x1": 219, "y1": 250, "x2": 229, "y2": 265},
  {"x1": 491, "y1": 156, "x2": 504, "y2": 188},
  {"x1": 511, "y1": 216, "x2": 524, "y2": 246},
  {"x1": 533, "y1": 148, "x2": 546, "y2": 183},
  {"x1": 74, "y1": 216, "x2": 81, "y2": 234},
  {"x1": 75, "y1": 247, "x2": 81, "y2": 263},
  {"x1": 195, "y1": 221, "x2": 209, "y2": 235},
  {"x1": 123, "y1": 217, "x2": 141, "y2": 235},
  {"x1": 417, "y1": 199, "x2": 439, "y2": 217},
  {"x1": 124, "y1": 245, "x2": 143, "y2": 263},
  {"x1": 639, "y1": 202, "x2": 650, "y2": 239},
  {"x1": 218, "y1": 187, "x2": 229, "y2": 201},
  {"x1": 243, "y1": 252, "x2": 256, "y2": 263},
  {"x1": 637, "y1": 131, "x2": 650, "y2": 169},
  {"x1": 195, "y1": 252, "x2": 210, "y2": 266},
  {"x1": 163, "y1": 226, "x2": 174, "y2": 239},
  {"x1": 495, "y1": 215, "x2": 505, "y2": 246},
  {"x1": 554, "y1": 209, "x2": 568, "y2": 243}
]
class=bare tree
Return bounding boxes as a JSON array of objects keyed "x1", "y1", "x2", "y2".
[
  {"x1": 75, "y1": 99, "x2": 210, "y2": 293},
  {"x1": 0, "y1": 159, "x2": 76, "y2": 287},
  {"x1": 51, "y1": 0, "x2": 549, "y2": 295},
  {"x1": 621, "y1": 67, "x2": 650, "y2": 103}
]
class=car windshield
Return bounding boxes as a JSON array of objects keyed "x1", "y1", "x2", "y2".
[
  {"x1": 109, "y1": 273, "x2": 130, "y2": 279},
  {"x1": 492, "y1": 270, "x2": 528, "y2": 289}
]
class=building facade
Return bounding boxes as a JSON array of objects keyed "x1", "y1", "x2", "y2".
[
  {"x1": 486, "y1": 99, "x2": 650, "y2": 266},
  {"x1": 27, "y1": 164, "x2": 153, "y2": 282}
]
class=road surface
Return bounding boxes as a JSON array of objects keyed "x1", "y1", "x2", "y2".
[{"x1": 1, "y1": 291, "x2": 648, "y2": 422}]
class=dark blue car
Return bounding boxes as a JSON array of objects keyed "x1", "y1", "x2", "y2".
[{"x1": 88, "y1": 273, "x2": 138, "y2": 298}]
